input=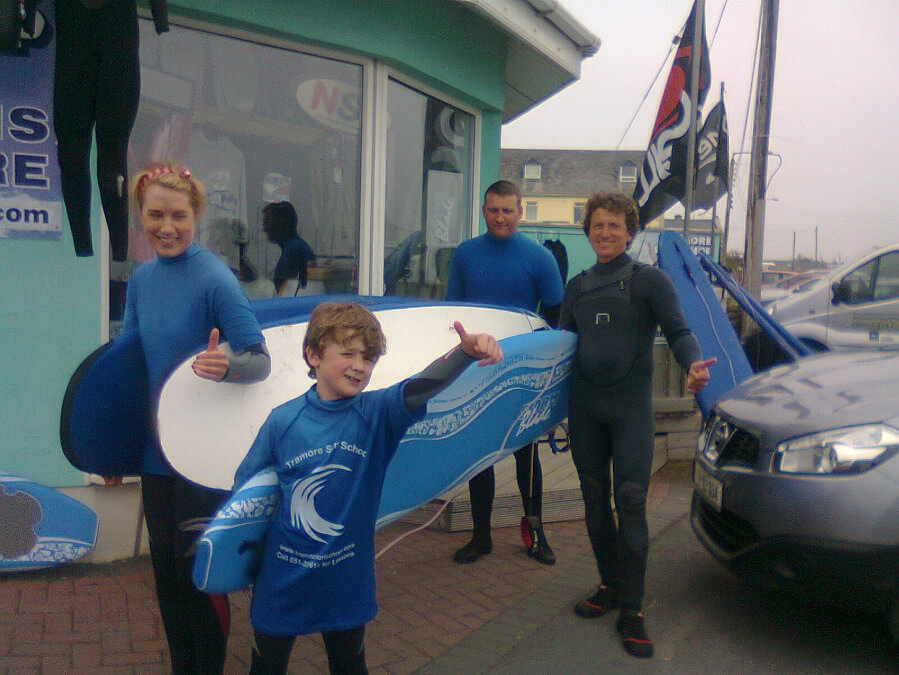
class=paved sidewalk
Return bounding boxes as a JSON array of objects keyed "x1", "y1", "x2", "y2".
[{"x1": 0, "y1": 462, "x2": 694, "y2": 674}]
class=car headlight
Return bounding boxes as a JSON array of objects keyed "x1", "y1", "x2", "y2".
[
  {"x1": 698, "y1": 415, "x2": 734, "y2": 463},
  {"x1": 775, "y1": 424, "x2": 899, "y2": 474}
]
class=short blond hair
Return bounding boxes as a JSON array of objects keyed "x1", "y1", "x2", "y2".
[
  {"x1": 130, "y1": 162, "x2": 208, "y2": 217},
  {"x1": 302, "y1": 302, "x2": 387, "y2": 378}
]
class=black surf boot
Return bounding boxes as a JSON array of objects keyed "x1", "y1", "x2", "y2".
[
  {"x1": 616, "y1": 609, "x2": 654, "y2": 658},
  {"x1": 453, "y1": 538, "x2": 492, "y2": 564},
  {"x1": 525, "y1": 525, "x2": 555, "y2": 565},
  {"x1": 574, "y1": 584, "x2": 619, "y2": 618}
]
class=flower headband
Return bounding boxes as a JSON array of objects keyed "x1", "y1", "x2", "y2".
[{"x1": 138, "y1": 165, "x2": 193, "y2": 192}]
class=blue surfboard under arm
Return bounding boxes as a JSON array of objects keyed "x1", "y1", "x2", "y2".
[{"x1": 192, "y1": 329, "x2": 575, "y2": 593}]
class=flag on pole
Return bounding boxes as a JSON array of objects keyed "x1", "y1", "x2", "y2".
[
  {"x1": 693, "y1": 100, "x2": 729, "y2": 209},
  {"x1": 633, "y1": 0, "x2": 711, "y2": 226}
]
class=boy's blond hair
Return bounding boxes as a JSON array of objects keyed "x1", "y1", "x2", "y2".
[{"x1": 303, "y1": 302, "x2": 387, "y2": 378}]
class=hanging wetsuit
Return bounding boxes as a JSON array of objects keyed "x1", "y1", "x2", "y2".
[{"x1": 53, "y1": 0, "x2": 168, "y2": 261}]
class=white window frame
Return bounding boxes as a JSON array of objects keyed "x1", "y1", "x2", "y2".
[
  {"x1": 523, "y1": 161, "x2": 542, "y2": 180},
  {"x1": 619, "y1": 164, "x2": 638, "y2": 183}
]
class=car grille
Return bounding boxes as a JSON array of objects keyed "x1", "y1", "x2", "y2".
[{"x1": 693, "y1": 494, "x2": 759, "y2": 554}]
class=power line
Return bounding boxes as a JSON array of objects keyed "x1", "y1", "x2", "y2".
[
  {"x1": 616, "y1": 0, "x2": 730, "y2": 151},
  {"x1": 614, "y1": 37, "x2": 678, "y2": 149}
]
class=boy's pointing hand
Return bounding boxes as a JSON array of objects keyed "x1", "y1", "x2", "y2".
[{"x1": 454, "y1": 321, "x2": 503, "y2": 366}]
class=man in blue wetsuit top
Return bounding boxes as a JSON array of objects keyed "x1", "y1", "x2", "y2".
[{"x1": 446, "y1": 180, "x2": 564, "y2": 566}]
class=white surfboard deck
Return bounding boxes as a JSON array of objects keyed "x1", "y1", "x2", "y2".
[{"x1": 157, "y1": 304, "x2": 546, "y2": 490}]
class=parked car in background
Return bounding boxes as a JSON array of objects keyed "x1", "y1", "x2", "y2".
[
  {"x1": 759, "y1": 271, "x2": 824, "y2": 306},
  {"x1": 760, "y1": 268, "x2": 796, "y2": 286},
  {"x1": 766, "y1": 243, "x2": 899, "y2": 352},
  {"x1": 690, "y1": 349, "x2": 899, "y2": 645}
]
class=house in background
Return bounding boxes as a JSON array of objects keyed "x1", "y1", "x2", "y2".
[{"x1": 500, "y1": 148, "x2": 644, "y2": 279}]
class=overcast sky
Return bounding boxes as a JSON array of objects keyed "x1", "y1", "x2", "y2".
[{"x1": 501, "y1": 0, "x2": 899, "y2": 264}]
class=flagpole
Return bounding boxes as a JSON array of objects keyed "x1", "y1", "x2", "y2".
[{"x1": 682, "y1": 0, "x2": 705, "y2": 239}]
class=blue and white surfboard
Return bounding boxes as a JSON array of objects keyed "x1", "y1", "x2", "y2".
[
  {"x1": 192, "y1": 329, "x2": 575, "y2": 593},
  {"x1": 156, "y1": 302, "x2": 550, "y2": 490},
  {"x1": 0, "y1": 472, "x2": 99, "y2": 571}
]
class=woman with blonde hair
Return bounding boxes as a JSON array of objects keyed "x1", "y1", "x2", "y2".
[{"x1": 114, "y1": 162, "x2": 270, "y2": 672}]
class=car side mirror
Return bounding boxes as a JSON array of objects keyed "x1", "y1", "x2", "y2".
[{"x1": 832, "y1": 280, "x2": 850, "y2": 304}]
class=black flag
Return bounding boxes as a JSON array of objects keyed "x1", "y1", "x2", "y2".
[
  {"x1": 633, "y1": 1, "x2": 711, "y2": 226},
  {"x1": 693, "y1": 100, "x2": 729, "y2": 209}
]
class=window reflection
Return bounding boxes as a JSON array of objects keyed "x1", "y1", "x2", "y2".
[
  {"x1": 384, "y1": 79, "x2": 473, "y2": 299},
  {"x1": 118, "y1": 22, "x2": 363, "y2": 326}
]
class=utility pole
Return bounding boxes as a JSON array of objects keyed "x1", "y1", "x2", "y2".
[
  {"x1": 792, "y1": 231, "x2": 796, "y2": 271},
  {"x1": 814, "y1": 226, "x2": 819, "y2": 262},
  {"x1": 682, "y1": 0, "x2": 705, "y2": 240},
  {"x1": 743, "y1": 0, "x2": 779, "y2": 304}
]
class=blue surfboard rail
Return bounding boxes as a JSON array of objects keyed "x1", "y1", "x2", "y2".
[
  {"x1": 656, "y1": 231, "x2": 754, "y2": 417},
  {"x1": 60, "y1": 331, "x2": 150, "y2": 476},
  {"x1": 0, "y1": 472, "x2": 99, "y2": 571},
  {"x1": 192, "y1": 329, "x2": 575, "y2": 593}
]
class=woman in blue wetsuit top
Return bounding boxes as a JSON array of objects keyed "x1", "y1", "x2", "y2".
[{"x1": 117, "y1": 162, "x2": 270, "y2": 673}]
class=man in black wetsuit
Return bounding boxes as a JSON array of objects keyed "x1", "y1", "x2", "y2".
[{"x1": 559, "y1": 192, "x2": 714, "y2": 659}]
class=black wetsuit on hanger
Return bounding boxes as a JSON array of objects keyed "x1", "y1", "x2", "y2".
[{"x1": 53, "y1": 0, "x2": 168, "y2": 260}]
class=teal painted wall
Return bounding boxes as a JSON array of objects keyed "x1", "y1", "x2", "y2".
[
  {"x1": 519, "y1": 225, "x2": 594, "y2": 283},
  {"x1": 0, "y1": 166, "x2": 102, "y2": 486},
  {"x1": 1, "y1": 1, "x2": 511, "y2": 486}
]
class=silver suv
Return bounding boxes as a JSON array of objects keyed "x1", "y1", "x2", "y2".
[{"x1": 690, "y1": 349, "x2": 899, "y2": 643}]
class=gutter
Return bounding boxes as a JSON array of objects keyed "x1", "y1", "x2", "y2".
[
  {"x1": 455, "y1": 0, "x2": 600, "y2": 68},
  {"x1": 524, "y1": 0, "x2": 599, "y2": 56}
]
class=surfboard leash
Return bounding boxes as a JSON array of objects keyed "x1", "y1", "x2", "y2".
[{"x1": 374, "y1": 485, "x2": 466, "y2": 560}]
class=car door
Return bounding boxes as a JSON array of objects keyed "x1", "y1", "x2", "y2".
[{"x1": 826, "y1": 251, "x2": 899, "y2": 349}]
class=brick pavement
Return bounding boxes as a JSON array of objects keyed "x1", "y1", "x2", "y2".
[{"x1": 0, "y1": 462, "x2": 693, "y2": 674}]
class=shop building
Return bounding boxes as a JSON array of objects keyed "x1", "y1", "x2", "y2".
[{"x1": 0, "y1": 0, "x2": 597, "y2": 560}]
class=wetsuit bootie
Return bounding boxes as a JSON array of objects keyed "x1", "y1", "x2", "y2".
[
  {"x1": 616, "y1": 609, "x2": 654, "y2": 658},
  {"x1": 453, "y1": 538, "x2": 492, "y2": 564},
  {"x1": 525, "y1": 526, "x2": 555, "y2": 565},
  {"x1": 574, "y1": 584, "x2": 618, "y2": 618}
]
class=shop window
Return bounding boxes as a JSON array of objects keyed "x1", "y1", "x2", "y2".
[
  {"x1": 525, "y1": 201, "x2": 538, "y2": 222},
  {"x1": 120, "y1": 21, "x2": 364, "y2": 327},
  {"x1": 383, "y1": 79, "x2": 474, "y2": 299}
]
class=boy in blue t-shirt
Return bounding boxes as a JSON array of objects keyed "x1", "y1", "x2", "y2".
[{"x1": 234, "y1": 301, "x2": 503, "y2": 674}]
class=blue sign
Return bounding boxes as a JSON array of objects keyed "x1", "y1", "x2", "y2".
[{"x1": 0, "y1": 1, "x2": 62, "y2": 241}]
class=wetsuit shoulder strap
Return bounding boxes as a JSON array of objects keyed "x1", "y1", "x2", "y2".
[{"x1": 579, "y1": 260, "x2": 640, "y2": 294}]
